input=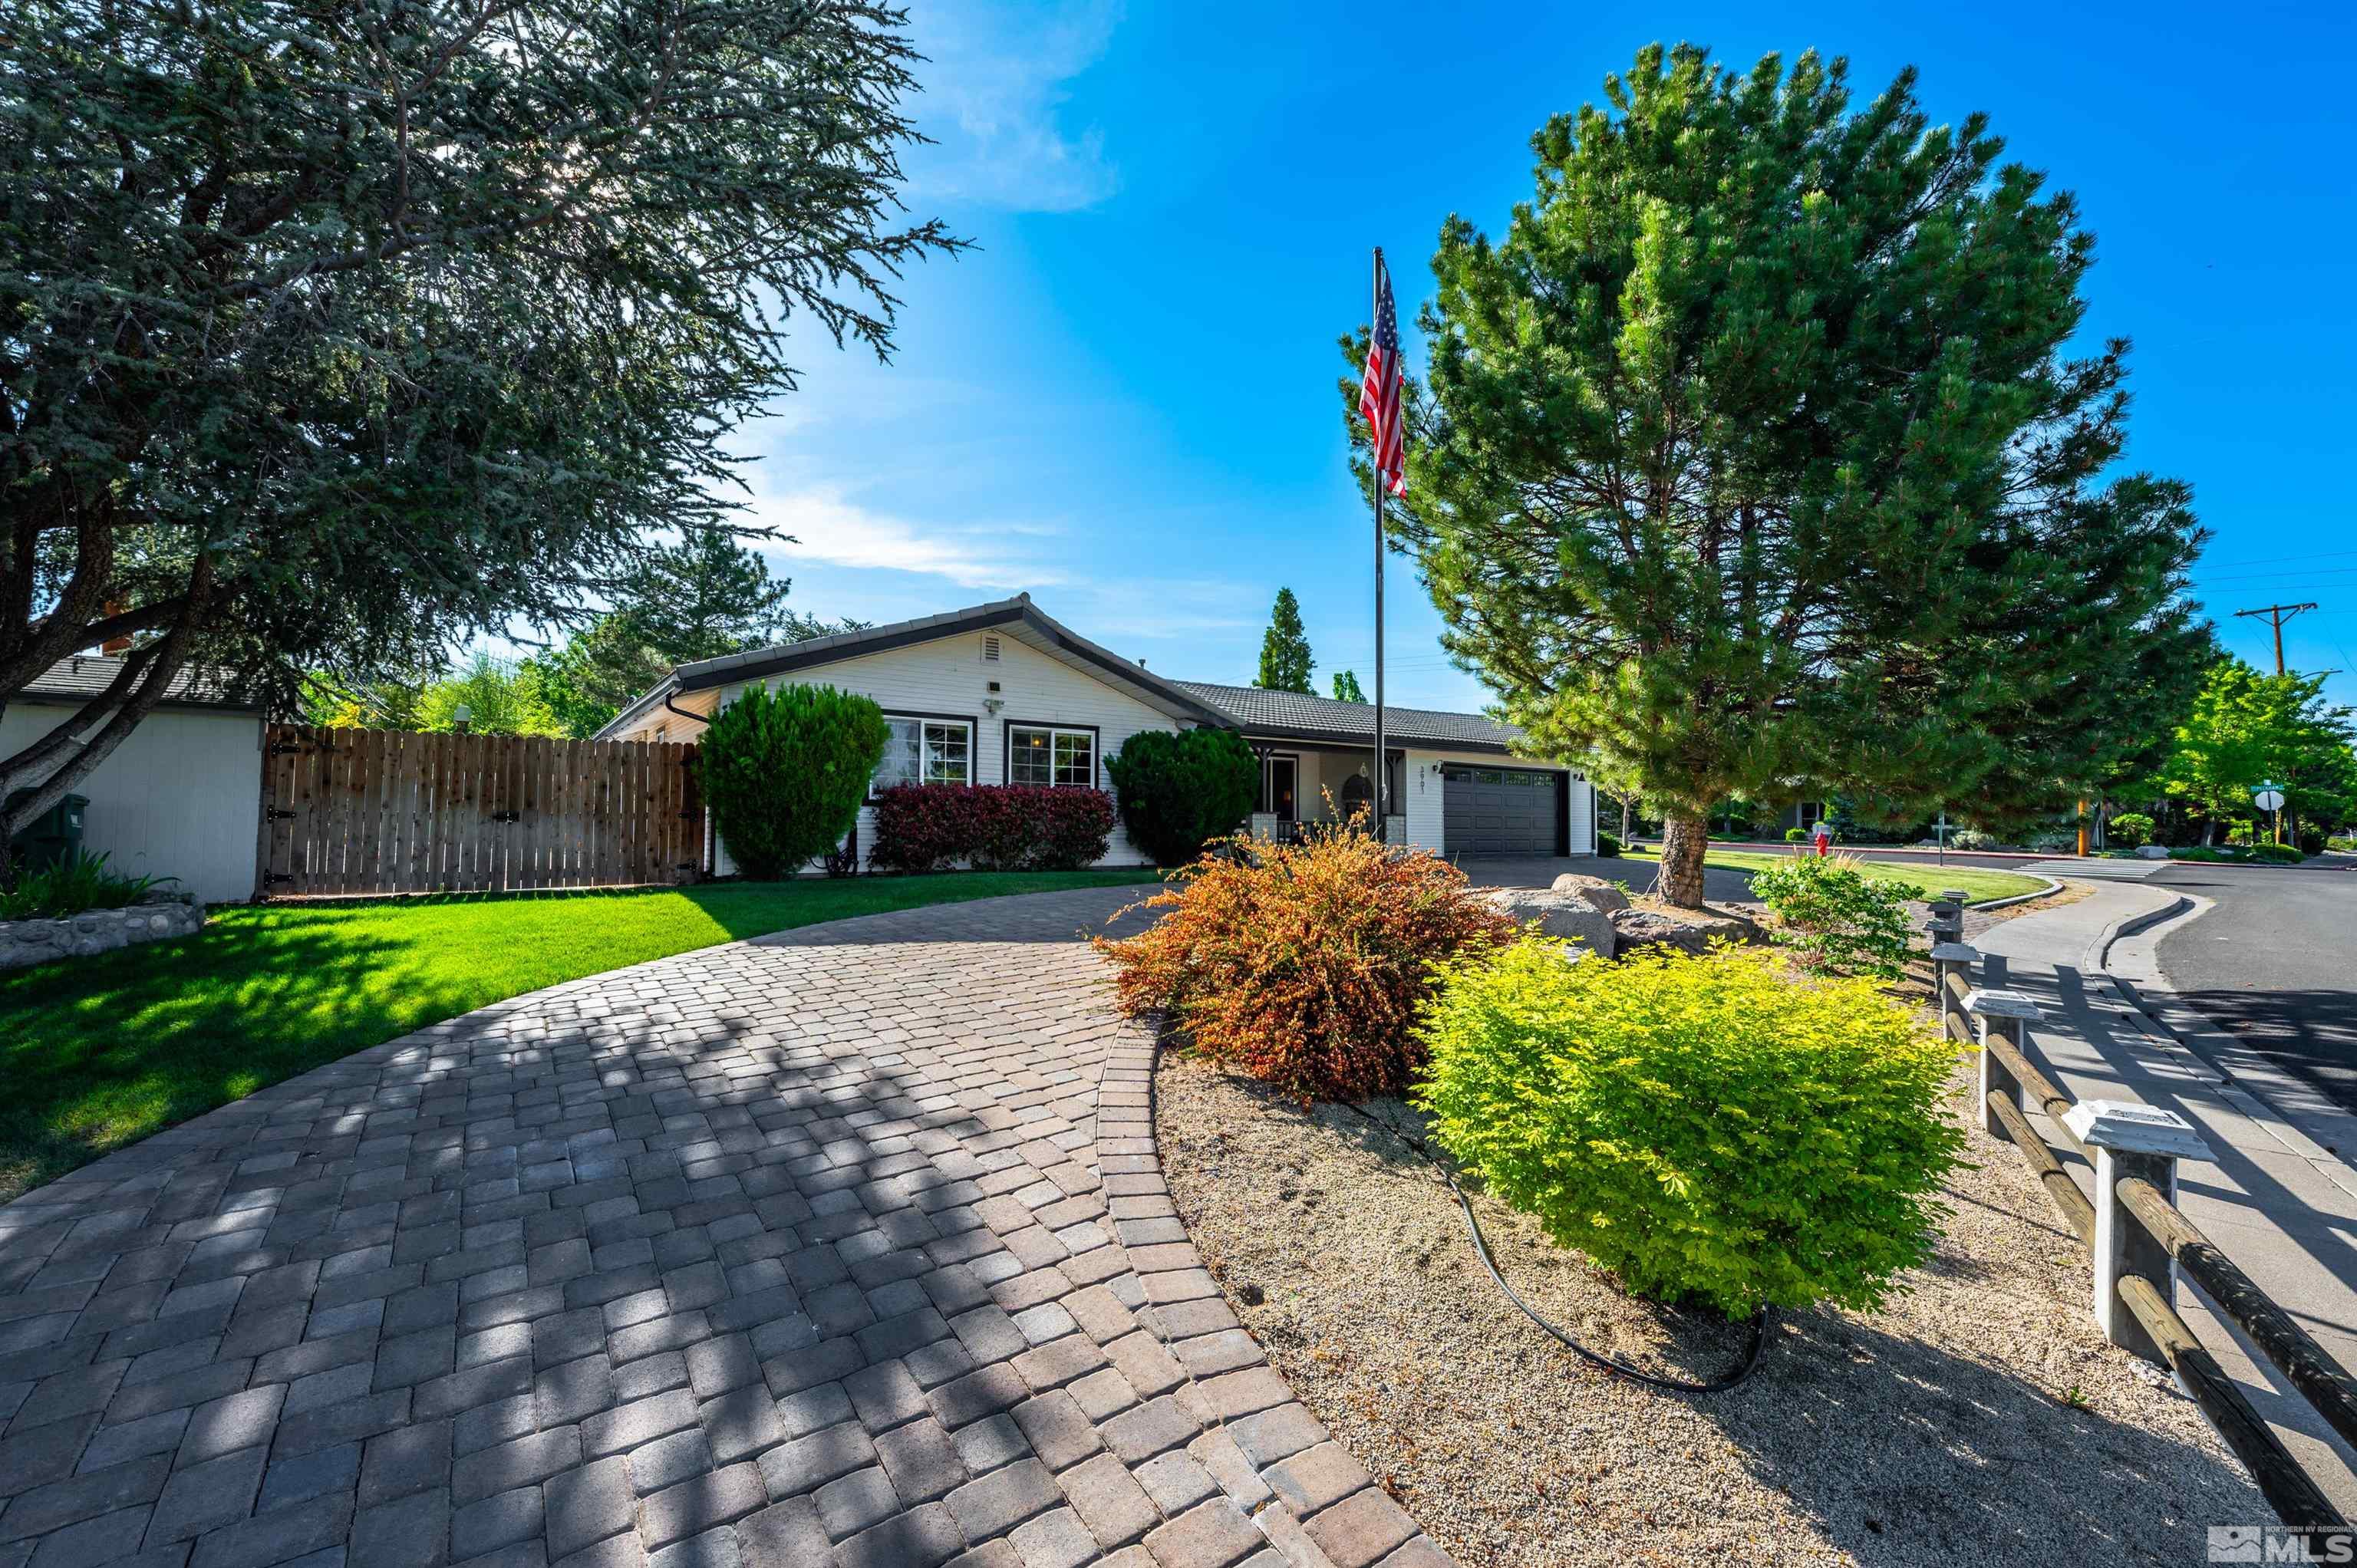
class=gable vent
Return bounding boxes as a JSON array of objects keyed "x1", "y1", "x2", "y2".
[{"x1": 982, "y1": 635, "x2": 1001, "y2": 662}]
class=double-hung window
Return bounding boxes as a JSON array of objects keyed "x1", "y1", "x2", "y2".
[
  {"x1": 1008, "y1": 725, "x2": 1096, "y2": 788},
  {"x1": 873, "y1": 716, "x2": 971, "y2": 792}
]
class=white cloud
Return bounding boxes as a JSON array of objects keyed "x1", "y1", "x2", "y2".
[
  {"x1": 742, "y1": 483, "x2": 1072, "y2": 591},
  {"x1": 905, "y1": 0, "x2": 1124, "y2": 213},
  {"x1": 733, "y1": 480, "x2": 1261, "y2": 651}
]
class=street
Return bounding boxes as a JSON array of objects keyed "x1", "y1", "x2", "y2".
[{"x1": 2153, "y1": 855, "x2": 2357, "y2": 1116}]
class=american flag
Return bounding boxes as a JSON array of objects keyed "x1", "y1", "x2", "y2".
[{"x1": 1359, "y1": 249, "x2": 1406, "y2": 497}]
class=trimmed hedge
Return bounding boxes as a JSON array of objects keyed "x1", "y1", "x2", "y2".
[
  {"x1": 1104, "y1": 728, "x2": 1259, "y2": 866},
  {"x1": 869, "y1": 784, "x2": 1115, "y2": 873},
  {"x1": 701, "y1": 684, "x2": 888, "y2": 880}
]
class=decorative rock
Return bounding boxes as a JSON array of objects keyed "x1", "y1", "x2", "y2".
[
  {"x1": 1481, "y1": 889, "x2": 1617, "y2": 959},
  {"x1": 1547, "y1": 872, "x2": 1631, "y2": 914},
  {"x1": 0, "y1": 894, "x2": 205, "y2": 971},
  {"x1": 1607, "y1": 905, "x2": 1762, "y2": 957},
  {"x1": 2134, "y1": 844, "x2": 2171, "y2": 860}
]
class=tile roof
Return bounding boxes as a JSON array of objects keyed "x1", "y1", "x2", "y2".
[
  {"x1": 1169, "y1": 680, "x2": 1527, "y2": 753},
  {"x1": 15, "y1": 654, "x2": 252, "y2": 710}
]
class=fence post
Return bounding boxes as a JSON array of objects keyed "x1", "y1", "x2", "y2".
[
  {"x1": 2062, "y1": 1100, "x2": 2214, "y2": 1365},
  {"x1": 1925, "y1": 894, "x2": 1964, "y2": 950},
  {"x1": 1966, "y1": 987, "x2": 2044, "y2": 1141},
  {"x1": 1931, "y1": 940, "x2": 1980, "y2": 1036}
]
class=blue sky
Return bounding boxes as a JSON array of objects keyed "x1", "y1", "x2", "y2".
[{"x1": 733, "y1": 0, "x2": 2357, "y2": 714}]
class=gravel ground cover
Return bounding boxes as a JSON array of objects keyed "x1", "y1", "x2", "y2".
[{"x1": 1155, "y1": 1036, "x2": 2260, "y2": 1565}]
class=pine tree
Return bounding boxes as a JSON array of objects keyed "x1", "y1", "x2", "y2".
[
  {"x1": 534, "y1": 535, "x2": 865, "y2": 737},
  {"x1": 1343, "y1": 44, "x2": 2209, "y2": 905},
  {"x1": 1330, "y1": 670, "x2": 1367, "y2": 703},
  {"x1": 1256, "y1": 588, "x2": 1315, "y2": 694}
]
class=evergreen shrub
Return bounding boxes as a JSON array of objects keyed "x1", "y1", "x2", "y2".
[
  {"x1": 1104, "y1": 729, "x2": 1259, "y2": 865},
  {"x1": 699, "y1": 684, "x2": 888, "y2": 880}
]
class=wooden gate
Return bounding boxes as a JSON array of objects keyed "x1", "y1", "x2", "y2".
[{"x1": 258, "y1": 724, "x2": 704, "y2": 898}]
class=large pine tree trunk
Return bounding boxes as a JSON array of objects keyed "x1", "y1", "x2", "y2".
[{"x1": 1657, "y1": 809, "x2": 1709, "y2": 909}]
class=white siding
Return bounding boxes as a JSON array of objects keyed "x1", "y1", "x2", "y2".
[
  {"x1": 652, "y1": 631, "x2": 1187, "y2": 874},
  {"x1": 1403, "y1": 748, "x2": 1595, "y2": 858},
  {"x1": 0, "y1": 705, "x2": 263, "y2": 903}
]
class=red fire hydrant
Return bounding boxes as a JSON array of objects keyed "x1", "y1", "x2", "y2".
[{"x1": 1811, "y1": 819, "x2": 1832, "y2": 858}]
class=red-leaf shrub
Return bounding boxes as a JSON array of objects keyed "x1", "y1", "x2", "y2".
[
  {"x1": 869, "y1": 784, "x2": 1115, "y2": 872},
  {"x1": 1093, "y1": 825, "x2": 1518, "y2": 1099}
]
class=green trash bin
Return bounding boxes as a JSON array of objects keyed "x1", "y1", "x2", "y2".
[{"x1": 5, "y1": 789, "x2": 87, "y2": 875}]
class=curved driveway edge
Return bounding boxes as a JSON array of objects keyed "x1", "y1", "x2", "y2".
[{"x1": 0, "y1": 886, "x2": 1453, "y2": 1568}]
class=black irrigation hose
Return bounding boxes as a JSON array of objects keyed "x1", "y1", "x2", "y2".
[
  {"x1": 1334, "y1": 1101, "x2": 1773, "y2": 1394},
  {"x1": 1451, "y1": 1176, "x2": 1772, "y2": 1393}
]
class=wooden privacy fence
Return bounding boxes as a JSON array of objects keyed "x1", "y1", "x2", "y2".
[
  {"x1": 259, "y1": 724, "x2": 704, "y2": 898},
  {"x1": 1924, "y1": 895, "x2": 2357, "y2": 1529}
]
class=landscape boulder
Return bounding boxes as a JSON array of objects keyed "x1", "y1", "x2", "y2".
[
  {"x1": 1482, "y1": 888, "x2": 1617, "y2": 959},
  {"x1": 1548, "y1": 872, "x2": 1631, "y2": 913},
  {"x1": 1608, "y1": 904, "x2": 1762, "y2": 957}
]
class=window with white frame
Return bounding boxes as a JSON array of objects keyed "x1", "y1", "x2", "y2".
[
  {"x1": 1008, "y1": 725, "x2": 1096, "y2": 788},
  {"x1": 873, "y1": 716, "x2": 971, "y2": 792}
]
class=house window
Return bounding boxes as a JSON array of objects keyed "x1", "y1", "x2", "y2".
[
  {"x1": 875, "y1": 716, "x2": 971, "y2": 792},
  {"x1": 1010, "y1": 726, "x2": 1096, "y2": 787}
]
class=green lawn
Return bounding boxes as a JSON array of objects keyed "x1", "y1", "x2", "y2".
[
  {"x1": 1622, "y1": 847, "x2": 2048, "y2": 905},
  {"x1": 0, "y1": 869, "x2": 1162, "y2": 1201}
]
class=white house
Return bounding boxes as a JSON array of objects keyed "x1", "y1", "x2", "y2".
[
  {"x1": 596, "y1": 594, "x2": 1596, "y2": 871},
  {"x1": 3, "y1": 656, "x2": 264, "y2": 904}
]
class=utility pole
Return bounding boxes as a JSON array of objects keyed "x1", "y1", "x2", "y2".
[{"x1": 2234, "y1": 602, "x2": 2317, "y2": 676}]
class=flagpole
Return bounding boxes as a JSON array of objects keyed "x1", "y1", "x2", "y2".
[{"x1": 1371, "y1": 247, "x2": 1387, "y2": 838}]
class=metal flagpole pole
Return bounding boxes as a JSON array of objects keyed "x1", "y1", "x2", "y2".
[{"x1": 1372, "y1": 247, "x2": 1387, "y2": 838}]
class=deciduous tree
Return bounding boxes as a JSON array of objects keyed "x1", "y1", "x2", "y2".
[
  {"x1": 2153, "y1": 657, "x2": 2357, "y2": 842},
  {"x1": 1330, "y1": 670, "x2": 1367, "y2": 703},
  {"x1": 0, "y1": 0, "x2": 957, "y2": 868},
  {"x1": 1341, "y1": 44, "x2": 2208, "y2": 905}
]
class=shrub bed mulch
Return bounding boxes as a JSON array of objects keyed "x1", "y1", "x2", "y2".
[{"x1": 1154, "y1": 1045, "x2": 2258, "y2": 1566}]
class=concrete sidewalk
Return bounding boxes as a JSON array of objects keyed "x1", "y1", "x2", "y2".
[{"x1": 1970, "y1": 879, "x2": 2357, "y2": 1517}]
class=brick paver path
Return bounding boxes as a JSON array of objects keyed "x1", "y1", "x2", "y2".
[{"x1": 0, "y1": 888, "x2": 1452, "y2": 1568}]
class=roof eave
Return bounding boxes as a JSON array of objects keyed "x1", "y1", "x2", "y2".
[
  {"x1": 654, "y1": 598, "x2": 1238, "y2": 731},
  {"x1": 1238, "y1": 725, "x2": 1525, "y2": 756}
]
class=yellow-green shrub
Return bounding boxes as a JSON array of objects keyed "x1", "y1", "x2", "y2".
[{"x1": 1416, "y1": 938, "x2": 1962, "y2": 1317}]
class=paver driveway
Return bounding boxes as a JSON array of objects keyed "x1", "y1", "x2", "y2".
[{"x1": 0, "y1": 888, "x2": 1450, "y2": 1568}]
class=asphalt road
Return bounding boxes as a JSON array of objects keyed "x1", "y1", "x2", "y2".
[{"x1": 2152, "y1": 855, "x2": 2357, "y2": 1115}]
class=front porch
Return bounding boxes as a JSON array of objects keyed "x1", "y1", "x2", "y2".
[{"x1": 1243, "y1": 743, "x2": 1404, "y2": 844}]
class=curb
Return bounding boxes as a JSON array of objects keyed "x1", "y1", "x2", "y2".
[
  {"x1": 1963, "y1": 875, "x2": 2065, "y2": 914},
  {"x1": 2085, "y1": 890, "x2": 2194, "y2": 975},
  {"x1": 2092, "y1": 895, "x2": 2357, "y2": 1194}
]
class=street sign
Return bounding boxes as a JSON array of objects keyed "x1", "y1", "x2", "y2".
[{"x1": 2253, "y1": 788, "x2": 2285, "y2": 812}]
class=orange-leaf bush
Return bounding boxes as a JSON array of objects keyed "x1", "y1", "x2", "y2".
[{"x1": 1093, "y1": 822, "x2": 1517, "y2": 1099}]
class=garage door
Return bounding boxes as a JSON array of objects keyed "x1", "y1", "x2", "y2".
[{"x1": 1442, "y1": 766, "x2": 1561, "y2": 856}]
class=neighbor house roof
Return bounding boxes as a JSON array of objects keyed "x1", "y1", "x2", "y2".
[
  {"x1": 595, "y1": 594, "x2": 1238, "y2": 740},
  {"x1": 13, "y1": 654, "x2": 256, "y2": 713},
  {"x1": 1169, "y1": 680, "x2": 1531, "y2": 756}
]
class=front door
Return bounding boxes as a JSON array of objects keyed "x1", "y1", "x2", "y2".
[{"x1": 1264, "y1": 756, "x2": 1297, "y2": 822}]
